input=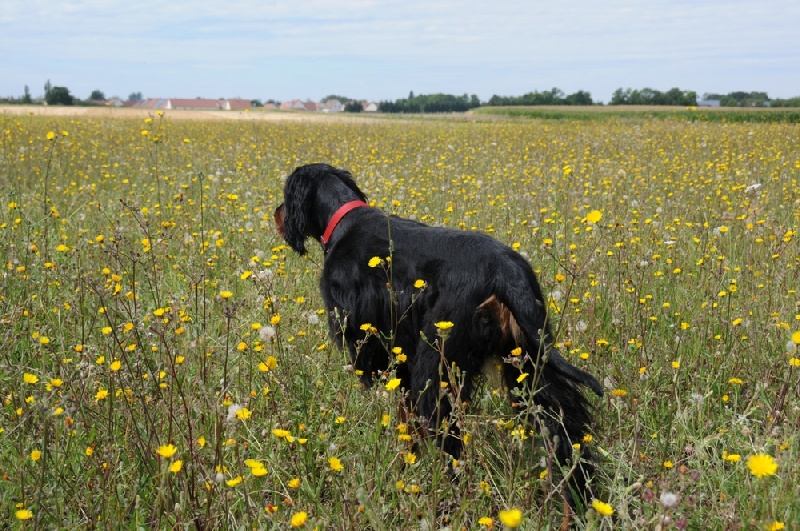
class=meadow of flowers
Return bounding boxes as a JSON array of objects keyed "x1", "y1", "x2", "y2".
[{"x1": 1, "y1": 110, "x2": 798, "y2": 529}]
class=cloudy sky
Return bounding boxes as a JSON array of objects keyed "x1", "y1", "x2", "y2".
[{"x1": 2, "y1": 0, "x2": 798, "y2": 103}]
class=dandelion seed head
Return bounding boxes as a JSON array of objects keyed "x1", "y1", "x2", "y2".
[{"x1": 659, "y1": 491, "x2": 678, "y2": 508}]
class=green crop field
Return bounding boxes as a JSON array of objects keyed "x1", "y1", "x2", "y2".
[{"x1": 1, "y1": 110, "x2": 798, "y2": 529}]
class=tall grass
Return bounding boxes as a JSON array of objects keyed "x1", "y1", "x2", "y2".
[{"x1": 1, "y1": 111, "x2": 798, "y2": 529}]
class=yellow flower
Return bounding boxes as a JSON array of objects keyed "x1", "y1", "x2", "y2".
[
  {"x1": 250, "y1": 465, "x2": 268, "y2": 477},
  {"x1": 288, "y1": 477, "x2": 301, "y2": 488},
  {"x1": 156, "y1": 443, "x2": 178, "y2": 458},
  {"x1": 414, "y1": 279, "x2": 426, "y2": 288},
  {"x1": 95, "y1": 388, "x2": 109, "y2": 401},
  {"x1": 15, "y1": 509, "x2": 33, "y2": 520},
  {"x1": 722, "y1": 451, "x2": 741, "y2": 463},
  {"x1": 219, "y1": 290, "x2": 233, "y2": 299},
  {"x1": 792, "y1": 330, "x2": 800, "y2": 344},
  {"x1": 592, "y1": 499, "x2": 614, "y2": 516},
  {"x1": 767, "y1": 521, "x2": 785, "y2": 531},
  {"x1": 404, "y1": 452, "x2": 417, "y2": 465},
  {"x1": 272, "y1": 428, "x2": 290, "y2": 439},
  {"x1": 385, "y1": 378, "x2": 401, "y2": 391},
  {"x1": 270, "y1": 314, "x2": 281, "y2": 325},
  {"x1": 434, "y1": 321, "x2": 454, "y2": 331},
  {"x1": 368, "y1": 256, "x2": 382, "y2": 267},
  {"x1": 478, "y1": 516, "x2": 493, "y2": 527},
  {"x1": 110, "y1": 360, "x2": 122, "y2": 372},
  {"x1": 328, "y1": 456, "x2": 344, "y2": 472},
  {"x1": 226, "y1": 475, "x2": 243, "y2": 487},
  {"x1": 31, "y1": 450, "x2": 42, "y2": 461},
  {"x1": 585, "y1": 210, "x2": 603, "y2": 224},
  {"x1": 498, "y1": 508, "x2": 523, "y2": 527},
  {"x1": 235, "y1": 407, "x2": 252, "y2": 420},
  {"x1": 258, "y1": 355, "x2": 278, "y2": 372},
  {"x1": 291, "y1": 511, "x2": 308, "y2": 527},
  {"x1": 23, "y1": 373, "x2": 39, "y2": 384},
  {"x1": 170, "y1": 460, "x2": 183, "y2": 473},
  {"x1": 747, "y1": 453, "x2": 778, "y2": 478},
  {"x1": 516, "y1": 372, "x2": 529, "y2": 383}
]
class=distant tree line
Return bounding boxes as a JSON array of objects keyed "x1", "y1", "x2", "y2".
[
  {"x1": 379, "y1": 92, "x2": 481, "y2": 113},
  {"x1": 770, "y1": 96, "x2": 800, "y2": 107},
  {"x1": 696, "y1": 91, "x2": 800, "y2": 107},
  {"x1": 611, "y1": 87, "x2": 697, "y2": 106},
  {"x1": 486, "y1": 88, "x2": 593, "y2": 106},
  {"x1": 4, "y1": 82, "x2": 800, "y2": 110}
]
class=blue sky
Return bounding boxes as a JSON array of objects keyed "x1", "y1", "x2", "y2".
[{"x1": 2, "y1": 0, "x2": 799, "y2": 103}]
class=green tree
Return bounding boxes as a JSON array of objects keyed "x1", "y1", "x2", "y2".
[
  {"x1": 46, "y1": 86, "x2": 74, "y2": 106},
  {"x1": 344, "y1": 101, "x2": 363, "y2": 112},
  {"x1": 22, "y1": 85, "x2": 32, "y2": 104},
  {"x1": 90, "y1": 90, "x2": 105, "y2": 101},
  {"x1": 128, "y1": 91, "x2": 143, "y2": 102},
  {"x1": 44, "y1": 79, "x2": 52, "y2": 99}
]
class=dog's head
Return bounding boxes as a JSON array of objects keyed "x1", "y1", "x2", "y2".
[{"x1": 275, "y1": 163, "x2": 367, "y2": 255}]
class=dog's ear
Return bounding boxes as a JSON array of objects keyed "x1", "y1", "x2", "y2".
[
  {"x1": 328, "y1": 166, "x2": 368, "y2": 204},
  {"x1": 282, "y1": 168, "x2": 312, "y2": 255},
  {"x1": 281, "y1": 163, "x2": 368, "y2": 255}
]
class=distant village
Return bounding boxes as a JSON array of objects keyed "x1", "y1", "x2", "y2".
[{"x1": 103, "y1": 97, "x2": 380, "y2": 112}]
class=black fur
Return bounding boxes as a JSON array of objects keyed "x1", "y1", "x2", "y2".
[{"x1": 276, "y1": 163, "x2": 603, "y2": 507}]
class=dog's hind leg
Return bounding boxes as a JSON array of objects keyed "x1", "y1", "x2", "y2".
[{"x1": 478, "y1": 295, "x2": 596, "y2": 511}]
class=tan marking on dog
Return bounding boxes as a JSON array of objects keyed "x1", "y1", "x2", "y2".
[
  {"x1": 273, "y1": 204, "x2": 285, "y2": 238},
  {"x1": 477, "y1": 295, "x2": 524, "y2": 346}
]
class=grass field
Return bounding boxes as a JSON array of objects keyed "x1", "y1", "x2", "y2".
[{"x1": 1, "y1": 108, "x2": 798, "y2": 529}]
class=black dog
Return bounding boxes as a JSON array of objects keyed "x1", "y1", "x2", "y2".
[{"x1": 275, "y1": 163, "x2": 602, "y2": 508}]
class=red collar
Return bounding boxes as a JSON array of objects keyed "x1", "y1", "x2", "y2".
[{"x1": 320, "y1": 200, "x2": 369, "y2": 246}]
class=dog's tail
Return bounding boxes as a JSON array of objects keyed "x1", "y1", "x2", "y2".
[{"x1": 479, "y1": 266, "x2": 603, "y2": 508}]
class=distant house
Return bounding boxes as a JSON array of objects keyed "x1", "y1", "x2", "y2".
[
  {"x1": 165, "y1": 98, "x2": 221, "y2": 110},
  {"x1": 322, "y1": 99, "x2": 344, "y2": 112},
  {"x1": 697, "y1": 99, "x2": 721, "y2": 107},
  {"x1": 106, "y1": 98, "x2": 124, "y2": 107},
  {"x1": 278, "y1": 99, "x2": 305, "y2": 110},
  {"x1": 263, "y1": 103, "x2": 276, "y2": 110},
  {"x1": 223, "y1": 98, "x2": 252, "y2": 111},
  {"x1": 279, "y1": 99, "x2": 318, "y2": 111},
  {"x1": 124, "y1": 98, "x2": 167, "y2": 109},
  {"x1": 363, "y1": 102, "x2": 379, "y2": 112}
]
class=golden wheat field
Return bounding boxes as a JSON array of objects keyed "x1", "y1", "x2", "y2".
[{"x1": 1, "y1": 108, "x2": 798, "y2": 529}]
